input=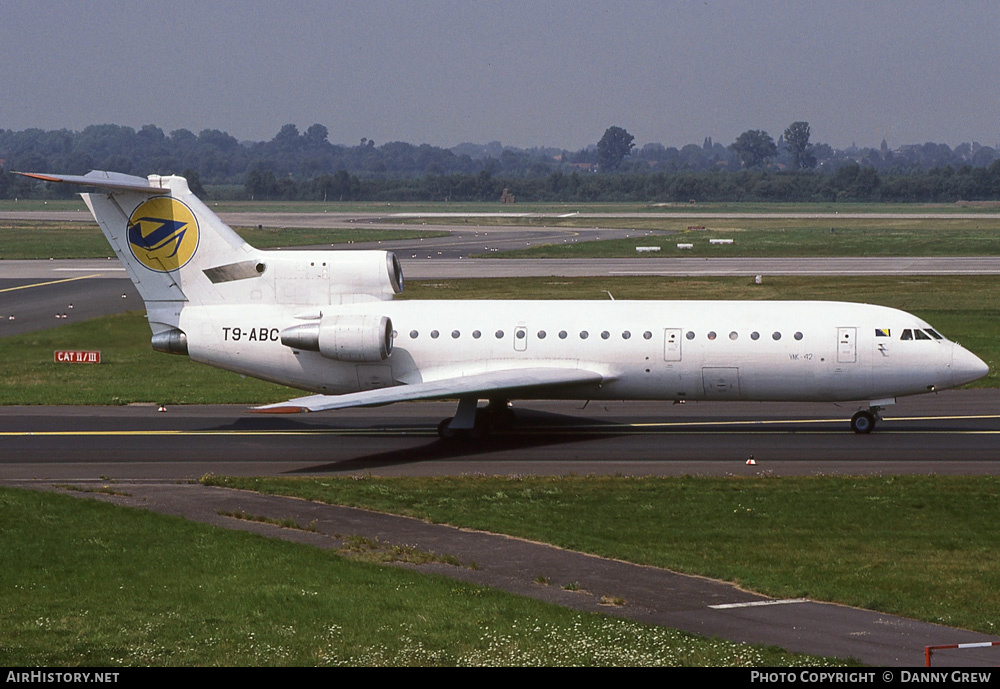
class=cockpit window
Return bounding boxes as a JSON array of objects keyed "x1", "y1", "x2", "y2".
[{"x1": 901, "y1": 328, "x2": 942, "y2": 341}]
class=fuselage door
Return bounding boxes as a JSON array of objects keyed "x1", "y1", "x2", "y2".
[
  {"x1": 663, "y1": 328, "x2": 682, "y2": 361},
  {"x1": 702, "y1": 367, "x2": 741, "y2": 398},
  {"x1": 837, "y1": 327, "x2": 857, "y2": 363},
  {"x1": 514, "y1": 325, "x2": 528, "y2": 352}
]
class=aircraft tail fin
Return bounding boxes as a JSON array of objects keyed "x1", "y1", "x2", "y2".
[
  {"x1": 17, "y1": 170, "x2": 255, "y2": 307},
  {"x1": 18, "y1": 170, "x2": 403, "y2": 348},
  {"x1": 17, "y1": 170, "x2": 259, "y2": 347}
]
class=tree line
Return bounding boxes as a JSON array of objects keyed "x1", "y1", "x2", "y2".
[
  {"x1": 235, "y1": 163, "x2": 1000, "y2": 203},
  {"x1": 3, "y1": 122, "x2": 1000, "y2": 202}
]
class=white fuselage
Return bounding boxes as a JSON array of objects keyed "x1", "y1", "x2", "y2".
[{"x1": 179, "y1": 299, "x2": 984, "y2": 403}]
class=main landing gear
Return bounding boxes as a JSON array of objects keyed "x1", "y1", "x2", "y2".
[
  {"x1": 850, "y1": 398, "x2": 895, "y2": 434},
  {"x1": 437, "y1": 397, "x2": 514, "y2": 440},
  {"x1": 850, "y1": 410, "x2": 876, "y2": 434}
]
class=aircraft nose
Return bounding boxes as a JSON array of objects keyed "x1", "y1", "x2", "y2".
[{"x1": 950, "y1": 344, "x2": 989, "y2": 387}]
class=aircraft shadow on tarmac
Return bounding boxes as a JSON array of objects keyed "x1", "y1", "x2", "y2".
[
  {"x1": 190, "y1": 403, "x2": 999, "y2": 474},
  {"x1": 214, "y1": 408, "x2": 622, "y2": 473}
]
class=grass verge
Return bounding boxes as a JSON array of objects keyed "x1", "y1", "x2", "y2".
[
  {"x1": 8, "y1": 199, "x2": 991, "y2": 214},
  {"x1": 202, "y1": 474, "x2": 1000, "y2": 637},
  {"x1": 472, "y1": 221, "x2": 1000, "y2": 258},
  {"x1": 0, "y1": 221, "x2": 443, "y2": 260},
  {"x1": 0, "y1": 487, "x2": 843, "y2": 666},
  {"x1": 0, "y1": 311, "x2": 294, "y2": 405}
]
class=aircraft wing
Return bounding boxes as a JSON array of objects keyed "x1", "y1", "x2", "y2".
[{"x1": 254, "y1": 367, "x2": 609, "y2": 413}]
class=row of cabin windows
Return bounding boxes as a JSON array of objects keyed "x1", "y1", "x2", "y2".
[
  {"x1": 406, "y1": 329, "x2": 805, "y2": 341},
  {"x1": 699, "y1": 330, "x2": 804, "y2": 341},
  {"x1": 408, "y1": 329, "x2": 656, "y2": 340}
]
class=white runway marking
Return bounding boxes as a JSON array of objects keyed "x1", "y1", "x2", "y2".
[
  {"x1": 54, "y1": 267, "x2": 125, "y2": 272},
  {"x1": 710, "y1": 598, "x2": 810, "y2": 609}
]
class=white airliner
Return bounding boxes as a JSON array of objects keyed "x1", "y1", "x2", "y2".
[{"x1": 19, "y1": 170, "x2": 989, "y2": 436}]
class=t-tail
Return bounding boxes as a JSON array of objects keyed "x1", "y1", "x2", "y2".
[{"x1": 17, "y1": 171, "x2": 403, "y2": 355}]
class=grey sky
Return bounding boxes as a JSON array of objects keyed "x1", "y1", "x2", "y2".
[{"x1": 3, "y1": 0, "x2": 998, "y2": 150}]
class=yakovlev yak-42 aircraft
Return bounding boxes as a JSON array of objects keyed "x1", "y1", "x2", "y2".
[{"x1": 20, "y1": 170, "x2": 989, "y2": 436}]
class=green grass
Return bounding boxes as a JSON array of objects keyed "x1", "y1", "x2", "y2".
[
  {"x1": 10, "y1": 198, "x2": 991, "y2": 214},
  {"x1": 463, "y1": 220, "x2": 1000, "y2": 258},
  {"x1": 5, "y1": 201, "x2": 998, "y2": 259},
  {"x1": 1, "y1": 275, "x2": 996, "y2": 404},
  {"x1": 0, "y1": 312, "x2": 294, "y2": 405},
  {"x1": 0, "y1": 221, "x2": 442, "y2": 260},
  {"x1": 202, "y1": 199, "x2": 1000, "y2": 215},
  {"x1": 0, "y1": 486, "x2": 844, "y2": 666},
  {"x1": 0, "y1": 222, "x2": 119, "y2": 259},
  {"x1": 204, "y1": 474, "x2": 1000, "y2": 636}
]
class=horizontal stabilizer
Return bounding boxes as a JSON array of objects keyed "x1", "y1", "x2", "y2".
[
  {"x1": 255, "y1": 367, "x2": 608, "y2": 413},
  {"x1": 15, "y1": 171, "x2": 168, "y2": 194}
]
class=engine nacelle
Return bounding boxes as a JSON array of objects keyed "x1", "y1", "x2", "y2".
[
  {"x1": 151, "y1": 328, "x2": 188, "y2": 356},
  {"x1": 264, "y1": 250, "x2": 403, "y2": 304},
  {"x1": 281, "y1": 315, "x2": 393, "y2": 362}
]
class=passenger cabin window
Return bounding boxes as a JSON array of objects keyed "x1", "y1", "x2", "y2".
[
  {"x1": 473, "y1": 330, "x2": 481, "y2": 339},
  {"x1": 686, "y1": 331, "x2": 695, "y2": 340},
  {"x1": 751, "y1": 331, "x2": 760, "y2": 340},
  {"x1": 559, "y1": 331, "x2": 568, "y2": 339},
  {"x1": 410, "y1": 330, "x2": 419, "y2": 339}
]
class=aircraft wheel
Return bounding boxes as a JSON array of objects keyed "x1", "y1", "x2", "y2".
[
  {"x1": 850, "y1": 410, "x2": 876, "y2": 434},
  {"x1": 437, "y1": 418, "x2": 456, "y2": 440}
]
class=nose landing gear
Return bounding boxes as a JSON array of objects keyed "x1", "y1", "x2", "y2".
[{"x1": 850, "y1": 398, "x2": 895, "y2": 434}]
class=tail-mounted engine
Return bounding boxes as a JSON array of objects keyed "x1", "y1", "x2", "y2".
[
  {"x1": 263, "y1": 251, "x2": 404, "y2": 305},
  {"x1": 280, "y1": 315, "x2": 393, "y2": 362}
]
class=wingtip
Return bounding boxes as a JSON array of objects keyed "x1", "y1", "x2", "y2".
[
  {"x1": 250, "y1": 406, "x2": 309, "y2": 414},
  {"x1": 13, "y1": 172, "x2": 61, "y2": 182}
]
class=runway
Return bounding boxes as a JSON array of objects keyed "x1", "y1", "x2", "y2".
[{"x1": 2, "y1": 392, "x2": 998, "y2": 481}]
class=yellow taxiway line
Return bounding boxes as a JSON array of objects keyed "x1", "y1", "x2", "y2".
[
  {"x1": 1, "y1": 413, "x2": 998, "y2": 438},
  {"x1": 0, "y1": 274, "x2": 104, "y2": 293}
]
